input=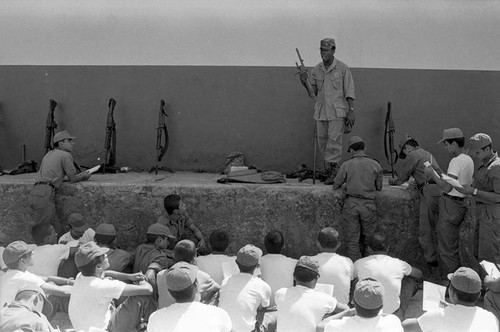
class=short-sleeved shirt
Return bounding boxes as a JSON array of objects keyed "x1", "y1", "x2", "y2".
[
  {"x1": 259, "y1": 254, "x2": 297, "y2": 307},
  {"x1": 27, "y1": 244, "x2": 70, "y2": 277},
  {"x1": 324, "y1": 314, "x2": 403, "y2": 332},
  {"x1": 0, "y1": 269, "x2": 46, "y2": 308},
  {"x1": 68, "y1": 273, "x2": 126, "y2": 331},
  {"x1": 417, "y1": 304, "x2": 499, "y2": 332},
  {"x1": 473, "y1": 152, "x2": 500, "y2": 204},
  {"x1": 310, "y1": 58, "x2": 355, "y2": 121},
  {"x1": 58, "y1": 228, "x2": 96, "y2": 245},
  {"x1": 446, "y1": 153, "x2": 474, "y2": 198},
  {"x1": 394, "y1": 147, "x2": 442, "y2": 186},
  {"x1": 157, "y1": 212, "x2": 195, "y2": 243},
  {"x1": 354, "y1": 254, "x2": 412, "y2": 314},
  {"x1": 147, "y1": 301, "x2": 232, "y2": 332},
  {"x1": 333, "y1": 153, "x2": 383, "y2": 199},
  {"x1": 219, "y1": 272, "x2": 271, "y2": 332},
  {"x1": 133, "y1": 243, "x2": 173, "y2": 274},
  {"x1": 106, "y1": 248, "x2": 134, "y2": 272},
  {"x1": 311, "y1": 252, "x2": 354, "y2": 305},
  {"x1": 275, "y1": 285, "x2": 337, "y2": 332},
  {"x1": 0, "y1": 302, "x2": 57, "y2": 332},
  {"x1": 195, "y1": 254, "x2": 236, "y2": 285},
  {"x1": 36, "y1": 149, "x2": 77, "y2": 189}
]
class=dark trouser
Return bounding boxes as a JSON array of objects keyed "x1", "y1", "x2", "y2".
[
  {"x1": 437, "y1": 195, "x2": 466, "y2": 275},
  {"x1": 109, "y1": 295, "x2": 157, "y2": 332},
  {"x1": 28, "y1": 184, "x2": 62, "y2": 235},
  {"x1": 474, "y1": 203, "x2": 500, "y2": 264},
  {"x1": 419, "y1": 184, "x2": 442, "y2": 263},
  {"x1": 484, "y1": 290, "x2": 500, "y2": 323},
  {"x1": 342, "y1": 196, "x2": 378, "y2": 262},
  {"x1": 393, "y1": 276, "x2": 419, "y2": 320},
  {"x1": 255, "y1": 308, "x2": 277, "y2": 332}
]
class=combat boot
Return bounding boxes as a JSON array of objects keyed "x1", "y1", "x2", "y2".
[{"x1": 324, "y1": 163, "x2": 338, "y2": 185}]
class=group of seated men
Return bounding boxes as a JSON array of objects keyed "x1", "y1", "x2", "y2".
[{"x1": 1, "y1": 209, "x2": 500, "y2": 332}]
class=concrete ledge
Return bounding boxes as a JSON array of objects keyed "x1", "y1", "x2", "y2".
[{"x1": 0, "y1": 172, "x2": 476, "y2": 272}]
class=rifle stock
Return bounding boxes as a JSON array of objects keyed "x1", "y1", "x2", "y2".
[
  {"x1": 103, "y1": 98, "x2": 117, "y2": 173},
  {"x1": 384, "y1": 102, "x2": 398, "y2": 177},
  {"x1": 44, "y1": 99, "x2": 58, "y2": 153},
  {"x1": 154, "y1": 99, "x2": 169, "y2": 174}
]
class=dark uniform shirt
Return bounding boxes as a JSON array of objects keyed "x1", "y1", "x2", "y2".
[
  {"x1": 473, "y1": 152, "x2": 500, "y2": 204},
  {"x1": 393, "y1": 147, "x2": 442, "y2": 186}
]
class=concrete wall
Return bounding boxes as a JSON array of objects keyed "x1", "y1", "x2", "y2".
[{"x1": 0, "y1": 66, "x2": 499, "y2": 173}]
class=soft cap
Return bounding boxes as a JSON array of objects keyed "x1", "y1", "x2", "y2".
[
  {"x1": 236, "y1": 244, "x2": 262, "y2": 267},
  {"x1": 448, "y1": 267, "x2": 482, "y2": 294},
  {"x1": 354, "y1": 278, "x2": 385, "y2": 309}
]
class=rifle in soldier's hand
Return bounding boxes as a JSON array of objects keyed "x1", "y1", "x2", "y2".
[
  {"x1": 295, "y1": 48, "x2": 316, "y2": 100},
  {"x1": 102, "y1": 98, "x2": 117, "y2": 174},
  {"x1": 44, "y1": 99, "x2": 58, "y2": 153},
  {"x1": 150, "y1": 99, "x2": 170, "y2": 174}
]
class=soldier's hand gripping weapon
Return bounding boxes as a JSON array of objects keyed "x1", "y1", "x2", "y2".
[
  {"x1": 295, "y1": 48, "x2": 316, "y2": 100},
  {"x1": 152, "y1": 99, "x2": 169, "y2": 175},
  {"x1": 44, "y1": 99, "x2": 58, "y2": 153},
  {"x1": 384, "y1": 102, "x2": 398, "y2": 177},
  {"x1": 102, "y1": 98, "x2": 117, "y2": 174}
]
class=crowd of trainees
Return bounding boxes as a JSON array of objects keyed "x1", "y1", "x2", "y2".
[{"x1": 1, "y1": 220, "x2": 500, "y2": 332}]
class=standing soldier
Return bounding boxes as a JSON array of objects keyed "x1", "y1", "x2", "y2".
[
  {"x1": 28, "y1": 131, "x2": 91, "y2": 236},
  {"x1": 333, "y1": 136, "x2": 383, "y2": 261},
  {"x1": 389, "y1": 136, "x2": 443, "y2": 272},
  {"x1": 301, "y1": 38, "x2": 355, "y2": 184}
]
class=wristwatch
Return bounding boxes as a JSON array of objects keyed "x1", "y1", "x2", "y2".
[
  {"x1": 473, "y1": 188, "x2": 478, "y2": 196},
  {"x1": 349, "y1": 107, "x2": 354, "y2": 112}
]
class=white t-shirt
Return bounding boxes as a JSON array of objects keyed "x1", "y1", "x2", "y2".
[
  {"x1": 27, "y1": 244, "x2": 70, "y2": 277},
  {"x1": 147, "y1": 301, "x2": 232, "y2": 332},
  {"x1": 275, "y1": 285, "x2": 337, "y2": 332},
  {"x1": 68, "y1": 273, "x2": 126, "y2": 331},
  {"x1": 354, "y1": 254, "x2": 412, "y2": 314},
  {"x1": 195, "y1": 254, "x2": 236, "y2": 285},
  {"x1": 325, "y1": 314, "x2": 403, "y2": 332},
  {"x1": 418, "y1": 304, "x2": 499, "y2": 332},
  {"x1": 219, "y1": 272, "x2": 271, "y2": 332},
  {"x1": 311, "y1": 252, "x2": 354, "y2": 305},
  {"x1": 0, "y1": 269, "x2": 46, "y2": 308},
  {"x1": 260, "y1": 254, "x2": 297, "y2": 307},
  {"x1": 58, "y1": 228, "x2": 96, "y2": 245},
  {"x1": 446, "y1": 153, "x2": 474, "y2": 197}
]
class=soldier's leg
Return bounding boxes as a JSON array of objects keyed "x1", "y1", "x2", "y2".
[
  {"x1": 342, "y1": 197, "x2": 362, "y2": 262},
  {"x1": 484, "y1": 290, "x2": 500, "y2": 322},
  {"x1": 28, "y1": 185, "x2": 62, "y2": 235},
  {"x1": 325, "y1": 119, "x2": 344, "y2": 165},
  {"x1": 316, "y1": 120, "x2": 329, "y2": 167},
  {"x1": 419, "y1": 185, "x2": 440, "y2": 264},
  {"x1": 478, "y1": 205, "x2": 500, "y2": 264},
  {"x1": 358, "y1": 199, "x2": 378, "y2": 257},
  {"x1": 437, "y1": 196, "x2": 466, "y2": 275},
  {"x1": 109, "y1": 295, "x2": 157, "y2": 332}
]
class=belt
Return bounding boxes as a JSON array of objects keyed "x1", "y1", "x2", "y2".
[
  {"x1": 346, "y1": 194, "x2": 375, "y2": 201},
  {"x1": 34, "y1": 181, "x2": 55, "y2": 189},
  {"x1": 443, "y1": 193, "x2": 464, "y2": 201}
]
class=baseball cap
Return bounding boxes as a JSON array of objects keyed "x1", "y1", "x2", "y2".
[
  {"x1": 147, "y1": 223, "x2": 175, "y2": 239},
  {"x1": 2, "y1": 241, "x2": 37, "y2": 265},
  {"x1": 95, "y1": 223, "x2": 117, "y2": 236},
  {"x1": 320, "y1": 38, "x2": 336, "y2": 49},
  {"x1": 354, "y1": 278, "x2": 385, "y2": 309},
  {"x1": 68, "y1": 213, "x2": 90, "y2": 232},
  {"x1": 75, "y1": 241, "x2": 109, "y2": 268},
  {"x1": 447, "y1": 267, "x2": 482, "y2": 294},
  {"x1": 295, "y1": 256, "x2": 320, "y2": 277},
  {"x1": 398, "y1": 135, "x2": 417, "y2": 159},
  {"x1": 468, "y1": 133, "x2": 492, "y2": 150},
  {"x1": 347, "y1": 136, "x2": 364, "y2": 151},
  {"x1": 437, "y1": 128, "x2": 464, "y2": 144},
  {"x1": 166, "y1": 261, "x2": 198, "y2": 291},
  {"x1": 53, "y1": 130, "x2": 76, "y2": 144},
  {"x1": 16, "y1": 285, "x2": 53, "y2": 317},
  {"x1": 236, "y1": 244, "x2": 262, "y2": 267}
]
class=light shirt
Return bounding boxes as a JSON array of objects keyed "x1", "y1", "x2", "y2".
[
  {"x1": 195, "y1": 254, "x2": 236, "y2": 285},
  {"x1": 259, "y1": 254, "x2": 297, "y2": 307},
  {"x1": 0, "y1": 302, "x2": 58, "y2": 332},
  {"x1": 418, "y1": 304, "x2": 499, "y2": 332},
  {"x1": 68, "y1": 273, "x2": 126, "y2": 331},
  {"x1": 447, "y1": 153, "x2": 474, "y2": 197},
  {"x1": 58, "y1": 228, "x2": 96, "y2": 245},
  {"x1": 311, "y1": 252, "x2": 354, "y2": 304},
  {"x1": 219, "y1": 272, "x2": 271, "y2": 332},
  {"x1": 275, "y1": 285, "x2": 337, "y2": 332},
  {"x1": 36, "y1": 149, "x2": 77, "y2": 189},
  {"x1": 147, "y1": 301, "x2": 232, "y2": 332},
  {"x1": 354, "y1": 254, "x2": 412, "y2": 314},
  {"x1": 27, "y1": 244, "x2": 70, "y2": 277},
  {"x1": 0, "y1": 269, "x2": 45, "y2": 308},
  {"x1": 325, "y1": 314, "x2": 403, "y2": 332}
]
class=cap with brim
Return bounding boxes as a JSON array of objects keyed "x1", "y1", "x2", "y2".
[
  {"x1": 398, "y1": 136, "x2": 416, "y2": 159},
  {"x1": 236, "y1": 244, "x2": 262, "y2": 267},
  {"x1": 166, "y1": 261, "x2": 199, "y2": 291},
  {"x1": 75, "y1": 241, "x2": 110, "y2": 268},
  {"x1": 447, "y1": 267, "x2": 482, "y2": 294},
  {"x1": 347, "y1": 136, "x2": 364, "y2": 151},
  {"x1": 53, "y1": 130, "x2": 76, "y2": 144},
  {"x1": 354, "y1": 278, "x2": 384, "y2": 310},
  {"x1": 295, "y1": 256, "x2": 320, "y2": 277},
  {"x1": 3, "y1": 241, "x2": 37, "y2": 265},
  {"x1": 147, "y1": 223, "x2": 176, "y2": 239},
  {"x1": 68, "y1": 213, "x2": 90, "y2": 232},
  {"x1": 320, "y1": 38, "x2": 336, "y2": 49},
  {"x1": 17, "y1": 285, "x2": 53, "y2": 317},
  {"x1": 437, "y1": 128, "x2": 464, "y2": 144},
  {"x1": 95, "y1": 223, "x2": 117, "y2": 236},
  {"x1": 468, "y1": 133, "x2": 492, "y2": 150}
]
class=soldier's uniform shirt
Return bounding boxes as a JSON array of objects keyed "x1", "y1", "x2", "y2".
[{"x1": 0, "y1": 302, "x2": 57, "y2": 332}]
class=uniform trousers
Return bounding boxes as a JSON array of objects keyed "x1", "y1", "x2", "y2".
[
  {"x1": 474, "y1": 203, "x2": 500, "y2": 264},
  {"x1": 419, "y1": 184, "x2": 442, "y2": 263},
  {"x1": 316, "y1": 119, "x2": 344, "y2": 165},
  {"x1": 28, "y1": 184, "x2": 62, "y2": 235}
]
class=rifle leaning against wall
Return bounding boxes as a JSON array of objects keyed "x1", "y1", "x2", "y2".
[
  {"x1": 102, "y1": 98, "x2": 118, "y2": 173},
  {"x1": 383, "y1": 101, "x2": 398, "y2": 177},
  {"x1": 44, "y1": 99, "x2": 58, "y2": 153},
  {"x1": 150, "y1": 99, "x2": 173, "y2": 174}
]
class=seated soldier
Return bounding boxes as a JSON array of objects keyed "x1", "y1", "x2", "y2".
[
  {"x1": 403, "y1": 267, "x2": 499, "y2": 332},
  {"x1": 157, "y1": 194, "x2": 207, "y2": 252},
  {"x1": 275, "y1": 256, "x2": 348, "y2": 332},
  {"x1": 94, "y1": 223, "x2": 134, "y2": 273},
  {"x1": 320, "y1": 278, "x2": 403, "y2": 332},
  {"x1": 157, "y1": 239, "x2": 219, "y2": 308},
  {"x1": 260, "y1": 230, "x2": 297, "y2": 307},
  {"x1": 0, "y1": 286, "x2": 57, "y2": 332},
  {"x1": 311, "y1": 227, "x2": 354, "y2": 306},
  {"x1": 69, "y1": 242, "x2": 155, "y2": 332},
  {"x1": 195, "y1": 229, "x2": 237, "y2": 285},
  {"x1": 147, "y1": 262, "x2": 232, "y2": 332},
  {"x1": 58, "y1": 213, "x2": 95, "y2": 245}
]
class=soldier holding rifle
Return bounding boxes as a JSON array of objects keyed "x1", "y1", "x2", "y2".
[{"x1": 28, "y1": 131, "x2": 91, "y2": 236}]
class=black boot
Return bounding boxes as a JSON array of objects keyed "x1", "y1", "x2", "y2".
[{"x1": 324, "y1": 163, "x2": 338, "y2": 185}]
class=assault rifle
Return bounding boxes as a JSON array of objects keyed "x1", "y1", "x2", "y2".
[
  {"x1": 44, "y1": 99, "x2": 58, "y2": 153},
  {"x1": 295, "y1": 48, "x2": 316, "y2": 100},
  {"x1": 102, "y1": 98, "x2": 117, "y2": 174},
  {"x1": 383, "y1": 102, "x2": 398, "y2": 177},
  {"x1": 150, "y1": 100, "x2": 172, "y2": 174}
]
